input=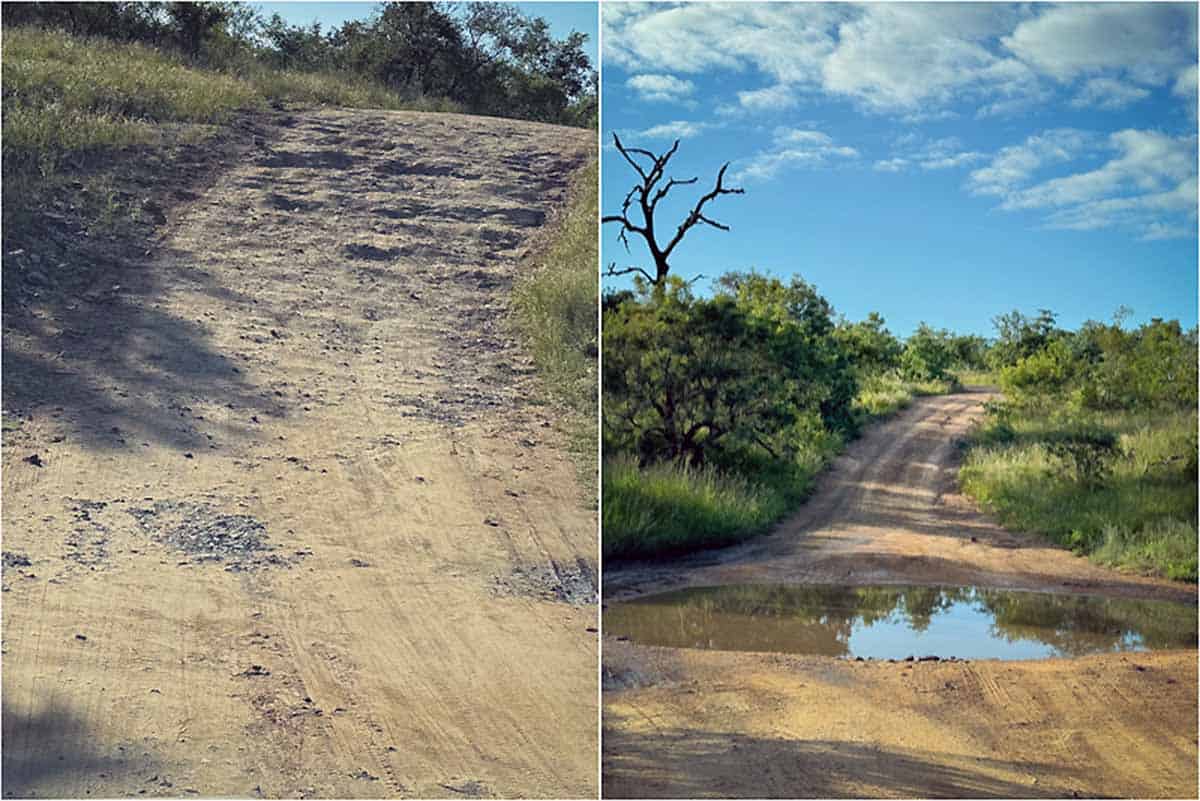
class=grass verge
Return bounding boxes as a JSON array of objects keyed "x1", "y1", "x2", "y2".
[
  {"x1": 511, "y1": 159, "x2": 598, "y2": 499},
  {"x1": 960, "y1": 404, "x2": 1197, "y2": 581}
]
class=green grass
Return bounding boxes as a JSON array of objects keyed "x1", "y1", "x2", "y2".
[
  {"x1": 1, "y1": 27, "x2": 451, "y2": 234},
  {"x1": 954, "y1": 369, "x2": 999, "y2": 386},
  {"x1": 961, "y1": 405, "x2": 1198, "y2": 581},
  {"x1": 511, "y1": 160, "x2": 598, "y2": 497},
  {"x1": 3, "y1": 28, "x2": 258, "y2": 173},
  {"x1": 853, "y1": 371, "x2": 958, "y2": 420},
  {"x1": 602, "y1": 455, "x2": 817, "y2": 559}
]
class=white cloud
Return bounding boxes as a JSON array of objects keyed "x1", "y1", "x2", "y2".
[
  {"x1": 605, "y1": 4, "x2": 1199, "y2": 119},
  {"x1": 1175, "y1": 64, "x2": 1199, "y2": 99},
  {"x1": 821, "y1": 4, "x2": 1036, "y2": 112},
  {"x1": 1002, "y1": 130, "x2": 1195, "y2": 210},
  {"x1": 1002, "y1": 4, "x2": 1197, "y2": 85},
  {"x1": 625, "y1": 73, "x2": 695, "y2": 103},
  {"x1": 874, "y1": 158, "x2": 909, "y2": 173},
  {"x1": 922, "y1": 152, "x2": 985, "y2": 170},
  {"x1": 1142, "y1": 221, "x2": 1195, "y2": 241},
  {"x1": 734, "y1": 127, "x2": 858, "y2": 182},
  {"x1": 967, "y1": 129, "x2": 1094, "y2": 197},
  {"x1": 636, "y1": 120, "x2": 709, "y2": 140},
  {"x1": 737, "y1": 84, "x2": 797, "y2": 112},
  {"x1": 1069, "y1": 77, "x2": 1150, "y2": 110},
  {"x1": 971, "y1": 129, "x2": 1198, "y2": 241},
  {"x1": 1174, "y1": 64, "x2": 1198, "y2": 119},
  {"x1": 878, "y1": 135, "x2": 983, "y2": 172},
  {"x1": 603, "y1": 3, "x2": 843, "y2": 81}
]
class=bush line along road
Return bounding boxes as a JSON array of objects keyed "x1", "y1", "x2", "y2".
[
  {"x1": 602, "y1": 387, "x2": 1198, "y2": 799},
  {"x1": 2, "y1": 108, "x2": 598, "y2": 798}
]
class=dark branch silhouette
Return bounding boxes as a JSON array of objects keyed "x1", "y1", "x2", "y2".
[{"x1": 601, "y1": 133, "x2": 744, "y2": 285}]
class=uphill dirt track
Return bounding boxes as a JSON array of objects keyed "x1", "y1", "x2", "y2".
[
  {"x1": 603, "y1": 390, "x2": 1198, "y2": 799},
  {"x1": 2, "y1": 109, "x2": 596, "y2": 798}
]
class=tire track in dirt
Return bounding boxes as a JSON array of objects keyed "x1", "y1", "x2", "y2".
[{"x1": 3, "y1": 109, "x2": 597, "y2": 798}]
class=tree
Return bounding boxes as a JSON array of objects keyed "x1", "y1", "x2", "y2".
[
  {"x1": 603, "y1": 273, "x2": 855, "y2": 468},
  {"x1": 989, "y1": 308, "x2": 1060, "y2": 369},
  {"x1": 166, "y1": 1, "x2": 231, "y2": 58},
  {"x1": 602, "y1": 135, "x2": 744, "y2": 286},
  {"x1": 901, "y1": 323, "x2": 956, "y2": 382},
  {"x1": 835, "y1": 312, "x2": 902, "y2": 374}
]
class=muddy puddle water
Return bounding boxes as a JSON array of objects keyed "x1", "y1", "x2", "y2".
[{"x1": 605, "y1": 584, "x2": 1198, "y2": 660}]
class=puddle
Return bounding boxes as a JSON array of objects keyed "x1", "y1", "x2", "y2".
[{"x1": 604, "y1": 584, "x2": 1198, "y2": 660}]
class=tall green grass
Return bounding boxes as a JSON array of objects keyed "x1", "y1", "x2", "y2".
[
  {"x1": 3, "y1": 27, "x2": 257, "y2": 175},
  {"x1": 602, "y1": 455, "x2": 816, "y2": 559},
  {"x1": 511, "y1": 160, "x2": 598, "y2": 496},
  {"x1": 961, "y1": 406, "x2": 1198, "y2": 581}
]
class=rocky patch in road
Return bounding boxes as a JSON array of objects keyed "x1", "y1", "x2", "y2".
[
  {"x1": 492, "y1": 558, "x2": 597, "y2": 606},
  {"x1": 127, "y1": 500, "x2": 303, "y2": 572}
]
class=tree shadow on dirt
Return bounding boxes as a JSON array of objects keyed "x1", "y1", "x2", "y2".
[
  {"x1": 2, "y1": 113, "x2": 287, "y2": 452},
  {"x1": 1, "y1": 699, "x2": 163, "y2": 798},
  {"x1": 601, "y1": 719, "x2": 1100, "y2": 799}
]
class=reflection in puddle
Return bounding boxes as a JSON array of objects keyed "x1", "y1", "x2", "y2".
[{"x1": 604, "y1": 584, "x2": 1198, "y2": 660}]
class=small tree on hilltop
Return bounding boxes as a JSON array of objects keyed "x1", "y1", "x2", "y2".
[{"x1": 602, "y1": 134, "x2": 744, "y2": 286}]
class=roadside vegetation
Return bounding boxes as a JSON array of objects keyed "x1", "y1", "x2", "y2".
[
  {"x1": 602, "y1": 276, "x2": 985, "y2": 560},
  {"x1": 512, "y1": 160, "x2": 599, "y2": 496},
  {"x1": 961, "y1": 310, "x2": 1198, "y2": 581}
]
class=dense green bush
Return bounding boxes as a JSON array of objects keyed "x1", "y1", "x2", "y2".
[
  {"x1": 998, "y1": 317, "x2": 1198, "y2": 412},
  {"x1": 603, "y1": 272, "x2": 856, "y2": 470},
  {"x1": 835, "y1": 311, "x2": 902, "y2": 374},
  {"x1": 900, "y1": 322, "x2": 956, "y2": 382}
]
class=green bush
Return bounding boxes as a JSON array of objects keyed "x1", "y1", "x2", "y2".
[
  {"x1": 603, "y1": 272, "x2": 856, "y2": 469},
  {"x1": 900, "y1": 322, "x2": 956, "y2": 382}
]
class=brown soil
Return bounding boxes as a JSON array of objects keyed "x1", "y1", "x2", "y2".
[
  {"x1": 2, "y1": 109, "x2": 597, "y2": 799},
  {"x1": 602, "y1": 390, "x2": 1198, "y2": 798}
]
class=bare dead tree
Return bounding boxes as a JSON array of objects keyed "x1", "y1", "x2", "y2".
[{"x1": 601, "y1": 133, "x2": 744, "y2": 286}]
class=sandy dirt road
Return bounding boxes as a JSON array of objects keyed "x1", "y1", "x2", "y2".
[
  {"x1": 603, "y1": 390, "x2": 1198, "y2": 798},
  {"x1": 2, "y1": 109, "x2": 596, "y2": 798}
]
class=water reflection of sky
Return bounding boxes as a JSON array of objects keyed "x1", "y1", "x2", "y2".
[
  {"x1": 605, "y1": 584, "x2": 1195, "y2": 661},
  {"x1": 849, "y1": 603, "x2": 1064, "y2": 660}
]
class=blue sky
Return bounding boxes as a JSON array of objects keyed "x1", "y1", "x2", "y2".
[
  {"x1": 255, "y1": 2, "x2": 598, "y2": 65},
  {"x1": 602, "y1": 3, "x2": 1198, "y2": 337}
]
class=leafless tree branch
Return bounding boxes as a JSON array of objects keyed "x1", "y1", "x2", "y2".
[{"x1": 601, "y1": 135, "x2": 743, "y2": 285}]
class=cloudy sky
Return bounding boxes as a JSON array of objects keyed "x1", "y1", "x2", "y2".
[{"x1": 601, "y1": 2, "x2": 1198, "y2": 336}]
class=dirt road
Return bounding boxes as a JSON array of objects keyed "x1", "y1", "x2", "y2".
[
  {"x1": 603, "y1": 390, "x2": 1198, "y2": 798},
  {"x1": 2, "y1": 109, "x2": 597, "y2": 798}
]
